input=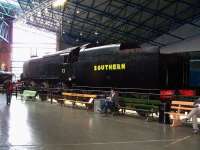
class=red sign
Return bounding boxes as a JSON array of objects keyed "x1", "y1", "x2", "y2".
[
  {"x1": 178, "y1": 89, "x2": 196, "y2": 97},
  {"x1": 160, "y1": 90, "x2": 175, "y2": 100}
]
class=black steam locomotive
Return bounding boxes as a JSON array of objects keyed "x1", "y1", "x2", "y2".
[{"x1": 21, "y1": 43, "x2": 200, "y2": 91}]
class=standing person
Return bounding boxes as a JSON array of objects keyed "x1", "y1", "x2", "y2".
[
  {"x1": 5, "y1": 80, "x2": 13, "y2": 105},
  {"x1": 182, "y1": 97, "x2": 200, "y2": 134}
]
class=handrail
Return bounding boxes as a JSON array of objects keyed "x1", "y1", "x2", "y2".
[
  {"x1": 20, "y1": 87, "x2": 199, "y2": 101},
  {"x1": 62, "y1": 92, "x2": 97, "y2": 98},
  {"x1": 73, "y1": 86, "x2": 160, "y2": 91}
]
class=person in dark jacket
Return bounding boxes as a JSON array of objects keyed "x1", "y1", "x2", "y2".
[
  {"x1": 102, "y1": 88, "x2": 119, "y2": 114},
  {"x1": 182, "y1": 98, "x2": 200, "y2": 134},
  {"x1": 5, "y1": 80, "x2": 13, "y2": 105}
]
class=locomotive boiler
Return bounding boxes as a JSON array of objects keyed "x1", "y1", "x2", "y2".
[
  {"x1": 22, "y1": 42, "x2": 200, "y2": 92},
  {"x1": 22, "y1": 43, "x2": 160, "y2": 89}
]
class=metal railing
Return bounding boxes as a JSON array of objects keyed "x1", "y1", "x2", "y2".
[{"x1": 15, "y1": 85, "x2": 199, "y2": 103}]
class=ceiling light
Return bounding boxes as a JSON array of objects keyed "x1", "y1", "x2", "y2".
[
  {"x1": 30, "y1": 16, "x2": 34, "y2": 21},
  {"x1": 56, "y1": 22, "x2": 60, "y2": 26},
  {"x1": 38, "y1": 11, "x2": 41, "y2": 17},
  {"x1": 24, "y1": 19, "x2": 27, "y2": 24},
  {"x1": 94, "y1": 31, "x2": 98, "y2": 35},
  {"x1": 76, "y1": 10, "x2": 80, "y2": 14},
  {"x1": 45, "y1": 8, "x2": 48, "y2": 13},
  {"x1": 53, "y1": 0, "x2": 66, "y2": 7},
  {"x1": 14, "y1": 14, "x2": 18, "y2": 19},
  {"x1": 80, "y1": 32, "x2": 83, "y2": 36},
  {"x1": 45, "y1": 21, "x2": 49, "y2": 25},
  {"x1": 0, "y1": 15, "x2": 4, "y2": 19}
]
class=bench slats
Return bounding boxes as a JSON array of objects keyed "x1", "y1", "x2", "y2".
[
  {"x1": 169, "y1": 100, "x2": 194, "y2": 127},
  {"x1": 62, "y1": 92, "x2": 97, "y2": 98},
  {"x1": 171, "y1": 106, "x2": 193, "y2": 111},
  {"x1": 166, "y1": 112, "x2": 187, "y2": 116},
  {"x1": 60, "y1": 92, "x2": 96, "y2": 109},
  {"x1": 171, "y1": 101, "x2": 193, "y2": 106}
]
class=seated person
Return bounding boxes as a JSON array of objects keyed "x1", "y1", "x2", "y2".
[
  {"x1": 101, "y1": 88, "x2": 119, "y2": 114},
  {"x1": 182, "y1": 97, "x2": 200, "y2": 134}
]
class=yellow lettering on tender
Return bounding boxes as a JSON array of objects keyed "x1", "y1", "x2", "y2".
[
  {"x1": 121, "y1": 64, "x2": 126, "y2": 70},
  {"x1": 100, "y1": 65, "x2": 104, "y2": 70},
  {"x1": 94, "y1": 66, "x2": 97, "y2": 71},
  {"x1": 108, "y1": 65, "x2": 113, "y2": 70},
  {"x1": 93, "y1": 64, "x2": 126, "y2": 71},
  {"x1": 105, "y1": 65, "x2": 108, "y2": 70},
  {"x1": 98, "y1": 65, "x2": 101, "y2": 71},
  {"x1": 113, "y1": 64, "x2": 116, "y2": 70},
  {"x1": 116, "y1": 64, "x2": 121, "y2": 70}
]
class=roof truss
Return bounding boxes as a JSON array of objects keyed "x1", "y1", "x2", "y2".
[{"x1": 17, "y1": 0, "x2": 200, "y2": 47}]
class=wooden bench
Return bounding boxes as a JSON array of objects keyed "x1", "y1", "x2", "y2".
[
  {"x1": 59, "y1": 92, "x2": 97, "y2": 109},
  {"x1": 165, "y1": 100, "x2": 194, "y2": 127}
]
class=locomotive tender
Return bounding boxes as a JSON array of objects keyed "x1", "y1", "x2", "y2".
[{"x1": 22, "y1": 43, "x2": 200, "y2": 91}]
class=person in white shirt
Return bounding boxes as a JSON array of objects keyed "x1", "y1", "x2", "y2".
[{"x1": 182, "y1": 98, "x2": 200, "y2": 134}]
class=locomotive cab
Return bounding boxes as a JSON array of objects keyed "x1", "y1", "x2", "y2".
[{"x1": 60, "y1": 47, "x2": 81, "y2": 84}]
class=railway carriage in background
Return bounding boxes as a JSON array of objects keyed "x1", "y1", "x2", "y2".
[{"x1": 21, "y1": 43, "x2": 200, "y2": 95}]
